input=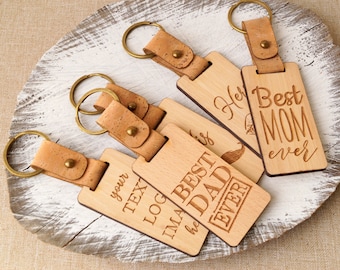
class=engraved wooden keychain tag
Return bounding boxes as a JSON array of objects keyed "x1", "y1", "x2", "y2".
[
  {"x1": 78, "y1": 148, "x2": 208, "y2": 256},
  {"x1": 122, "y1": 22, "x2": 260, "y2": 154},
  {"x1": 228, "y1": 0, "x2": 327, "y2": 175},
  {"x1": 3, "y1": 131, "x2": 208, "y2": 256},
  {"x1": 91, "y1": 96, "x2": 271, "y2": 246},
  {"x1": 70, "y1": 74, "x2": 263, "y2": 182}
]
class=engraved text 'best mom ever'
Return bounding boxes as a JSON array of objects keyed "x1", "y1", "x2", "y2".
[{"x1": 242, "y1": 63, "x2": 327, "y2": 175}]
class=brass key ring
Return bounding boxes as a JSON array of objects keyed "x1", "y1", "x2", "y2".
[
  {"x1": 70, "y1": 73, "x2": 115, "y2": 115},
  {"x1": 3, "y1": 130, "x2": 50, "y2": 178},
  {"x1": 75, "y1": 88, "x2": 120, "y2": 135},
  {"x1": 122, "y1": 21, "x2": 165, "y2": 59},
  {"x1": 228, "y1": 0, "x2": 273, "y2": 34}
]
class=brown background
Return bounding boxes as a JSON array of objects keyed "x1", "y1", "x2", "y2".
[{"x1": 0, "y1": 0, "x2": 339, "y2": 269}]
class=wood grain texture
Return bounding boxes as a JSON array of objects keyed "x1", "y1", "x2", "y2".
[
  {"x1": 242, "y1": 63, "x2": 327, "y2": 175},
  {"x1": 132, "y1": 123, "x2": 271, "y2": 247},
  {"x1": 78, "y1": 148, "x2": 209, "y2": 256},
  {"x1": 5, "y1": 0, "x2": 340, "y2": 263},
  {"x1": 157, "y1": 98, "x2": 264, "y2": 182}
]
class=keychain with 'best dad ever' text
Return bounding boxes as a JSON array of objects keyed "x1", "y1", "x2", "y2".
[
  {"x1": 73, "y1": 79, "x2": 271, "y2": 247},
  {"x1": 228, "y1": 0, "x2": 327, "y2": 176},
  {"x1": 3, "y1": 131, "x2": 209, "y2": 256}
]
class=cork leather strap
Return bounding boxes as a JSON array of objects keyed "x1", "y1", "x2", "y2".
[
  {"x1": 143, "y1": 30, "x2": 210, "y2": 80},
  {"x1": 96, "y1": 100, "x2": 167, "y2": 161},
  {"x1": 31, "y1": 140, "x2": 108, "y2": 190},
  {"x1": 94, "y1": 83, "x2": 165, "y2": 129},
  {"x1": 242, "y1": 17, "x2": 284, "y2": 74}
]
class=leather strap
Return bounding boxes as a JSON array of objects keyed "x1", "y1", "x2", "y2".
[
  {"x1": 94, "y1": 83, "x2": 165, "y2": 129},
  {"x1": 96, "y1": 100, "x2": 167, "y2": 161},
  {"x1": 242, "y1": 17, "x2": 284, "y2": 74},
  {"x1": 31, "y1": 140, "x2": 108, "y2": 190},
  {"x1": 143, "y1": 30, "x2": 210, "y2": 80}
]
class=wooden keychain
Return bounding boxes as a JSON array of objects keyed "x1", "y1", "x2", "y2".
[
  {"x1": 74, "y1": 89, "x2": 271, "y2": 247},
  {"x1": 228, "y1": 0, "x2": 327, "y2": 176},
  {"x1": 3, "y1": 131, "x2": 209, "y2": 256},
  {"x1": 122, "y1": 21, "x2": 260, "y2": 155},
  {"x1": 70, "y1": 73, "x2": 264, "y2": 182}
]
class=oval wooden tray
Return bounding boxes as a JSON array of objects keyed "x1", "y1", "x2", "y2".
[{"x1": 6, "y1": 0, "x2": 340, "y2": 263}]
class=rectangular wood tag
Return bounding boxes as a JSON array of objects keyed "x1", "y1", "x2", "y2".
[
  {"x1": 133, "y1": 123, "x2": 271, "y2": 247},
  {"x1": 242, "y1": 63, "x2": 327, "y2": 175},
  {"x1": 177, "y1": 51, "x2": 259, "y2": 154},
  {"x1": 78, "y1": 149, "x2": 208, "y2": 256},
  {"x1": 158, "y1": 98, "x2": 263, "y2": 183}
]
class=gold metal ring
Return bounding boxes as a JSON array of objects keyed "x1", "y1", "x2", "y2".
[
  {"x1": 122, "y1": 21, "x2": 165, "y2": 59},
  {"x1": 228, "y1": 0, "x2": 273, "y2": 34},
  {"x1": 75, "y1": 88, "x2": 120, "y2": 135},
  {"x1": 70, "y1": 73, "x2": 115, "y2": 115},
  {"x1": 3, "y1": 130, "x2": 50, "y2": 178}
]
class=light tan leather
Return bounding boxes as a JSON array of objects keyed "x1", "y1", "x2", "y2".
[
  {"x1": 143, "y1": 30, "x2": 210, "y2": 80},
  {"x1": 94, "y1": 83, "x2": 165, "y2": 129},
  {"x1": 94, "y1": 83, "x2": 149, "y2": 117},
  {"x1": 31, "y1": 140, "x2": 108, "y2": 190},
  {"x1": 96, "y1": 100, "x2": 167, "y2": 161},
  {"x1": 242, "y1": 17, "x2": 285, "y2": 74}
]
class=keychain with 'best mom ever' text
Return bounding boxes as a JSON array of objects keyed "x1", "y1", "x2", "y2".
[
  {"x1": 122, "y1": 21, "x2": 260, "y2": 154},
  {"x1": 228, "y1": 0, "x2": 327, "y2": 176},
  {"x1": 3, "y1": 131, "x2": 209, "y2": 256}
]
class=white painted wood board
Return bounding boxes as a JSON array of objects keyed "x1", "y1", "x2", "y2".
[{"x1": 5, "y1": 0, "x2": 340, "y2": 263}]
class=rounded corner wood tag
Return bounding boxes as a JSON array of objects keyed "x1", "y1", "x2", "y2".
[
  {"x1": 132, "y1": 123, "x2": 271, "y2": 247},
  {"x1": 242, "y1": 63, "x2": 327, "y2": 175},
  {"x1": 176, "y1": 51, "x2": 259, "y2": 154},
  {"x1": 78, "y1": 148, "x2": 208, "y2": 256},
  {"x1": 158, "y1": 98, "x2": 264, "y2": 183}
]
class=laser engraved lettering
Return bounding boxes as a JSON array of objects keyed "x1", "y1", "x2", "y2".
[
  {"x1": 213, "y1": 86, "x2": 247, "y2": 120},
  {"x1": 110, "y1": 173, "x2": 128, "y2": 202},
  {"x1": 122, "y1": 179, "x2": 147, "y2": 214},
  {"x1": 171, "y1": 152, "x2": 232, "y2": 217},
  {"x1": 185, "y1": 220, "x2": 200, "y2": 235},
  {"x1": 189, "y1": 130, "x2": 214, "y2": 146},
  {"x1": 143, "y1": 193, "x2": 167, "y2": 226},
  {"x1": 162, "y1": 209, "x2": 184, "y2": 239},
  {"x1": 209, "y1": 178, "x2": 251, "y2": 232},
  {"x1": 251, "y1": 85, "x2": 318, "y2": 162}
]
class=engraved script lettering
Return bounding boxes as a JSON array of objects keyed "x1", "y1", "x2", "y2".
[
  {"x1": 185, "y1": 221, "x2": 200, "y2": 235},
  {"x1": 189, "y1": 130, "x2": 214, "y2": 146},
  {"x1": 213, "y1": 86, "x2": 246, "y2": 120},
  {"x1": 251, "y1": 85, "x2": 318, "y2": 162},
  {"x1": 110, "y1": 173, "x2": 128, "y2": 202}
]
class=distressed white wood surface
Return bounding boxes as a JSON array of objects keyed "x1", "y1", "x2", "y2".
[{"x1": 6, "y1": 0, "x2": 340, "y2": 263}]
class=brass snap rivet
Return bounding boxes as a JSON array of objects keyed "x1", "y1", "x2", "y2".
[
  {"x1": 128, "y1": 102, "x2": 137, "y2": 111},
  {"x1": 172, "y1": 50, "x2": 183, "y2": 58},
  {"x1": 64, "y1": 159, "x2": 76, "y2": 168},
  {"x1": 260, "y1": 40, "x2": 270, "y2": 49},
  {"x1": 126, "y1": 126, "x2": 138, "y2": 136}
]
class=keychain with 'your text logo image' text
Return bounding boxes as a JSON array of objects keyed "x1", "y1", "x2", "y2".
[
  {"x1": 122, "y1": 22, "x2": 260, "y2": 155},
  {"x1": 70, "y1": 73, "x2": 264, "y2": 182},
  {"x1": 74, "y1": 86, "x2": 271, "y2": 247},
  {"x1": 3, "y1": 131, "x2": 209, "y2": 256},
  {"x1": 228, "y1": 0, "x2": 327, "y2": 176}
]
